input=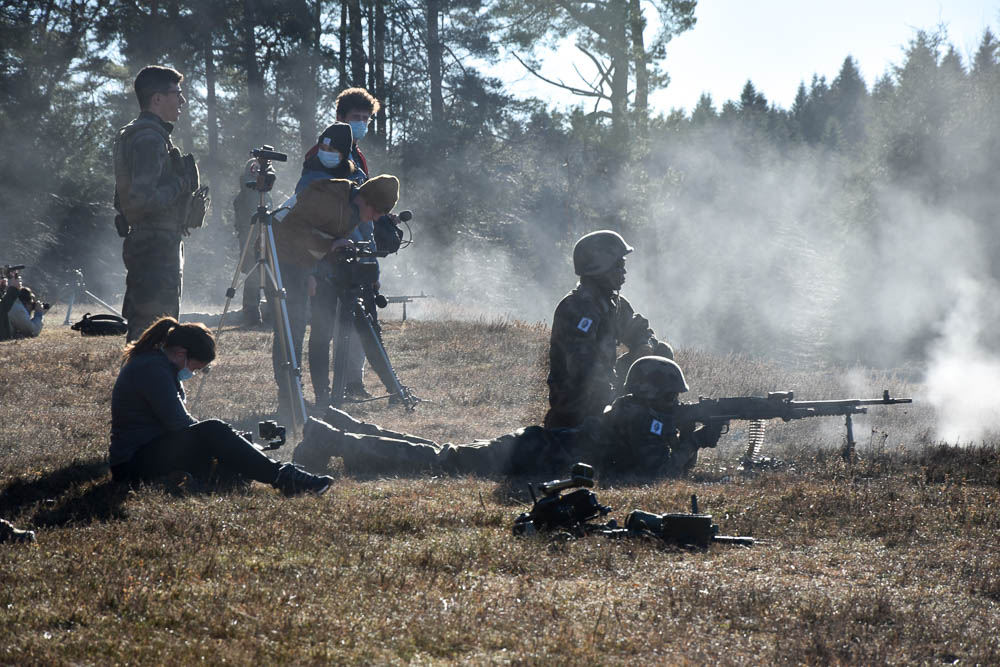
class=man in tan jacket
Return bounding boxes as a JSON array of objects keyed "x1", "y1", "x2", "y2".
[{"x1": 270, "y1": 174, "x2": 400, "y2": 419}]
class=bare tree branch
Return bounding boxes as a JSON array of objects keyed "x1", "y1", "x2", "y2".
[
  {"x1": 573, "y1": 43, "x2": 613, "y2": 95},
  {"x1": 510, "y1": 51, "x2": 608, "y2": 99}
]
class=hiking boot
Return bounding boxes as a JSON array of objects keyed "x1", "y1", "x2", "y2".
[
  {"x1": 273, "y1": 462, "x2": 333, "y2": 496},
  {"x1": 344, "y1": 382, "x2": 373, "y2": 400},
  {"x1": 0, "y1": 519, "x2": 35, "y2": 545}
]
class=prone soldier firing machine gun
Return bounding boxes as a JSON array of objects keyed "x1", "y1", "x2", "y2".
[
  {"x1": 513, "y1": 463, "x2": 754, "y2": 548},
  {"x1": 672, "y1": 390, "x2": 913, "y2": 465}
]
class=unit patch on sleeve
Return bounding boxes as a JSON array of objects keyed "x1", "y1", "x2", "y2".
[
  {"x1": 577, "y1": 317, "x2": 593, "y2": 333},
  {"x1": 650, "y1": 419, "x2": 663, "y2": 435}
]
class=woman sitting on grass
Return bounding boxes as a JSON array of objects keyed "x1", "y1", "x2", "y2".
[{"x1": 109, "y1": 316, "x2": 332, "y2": 496}]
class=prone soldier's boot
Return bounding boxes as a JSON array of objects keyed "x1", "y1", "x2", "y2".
[
  {"x1": 0, "y1": 519, "x2": 35, "y2": 545},
  {"x1": 293, "y1": 417, "x2": 340, "y2": 473}
]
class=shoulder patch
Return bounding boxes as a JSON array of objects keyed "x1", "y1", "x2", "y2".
[
  {"x1": 650, "y1": 418, "x2": 663, "y2": 435},
  {"x1": 577, "y1": 317, "x2": 593, "y2": 333}
]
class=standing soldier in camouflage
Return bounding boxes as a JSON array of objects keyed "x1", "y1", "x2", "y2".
[
  {"x1": 543, "y1": 230, "x2": 674, "y2": 429},
  {"x1": 113, "y1": 65, "x2": 209, "y2": 341},
  {"x1": 293, "y1": 357, "x2": 722, "y2": 479}
]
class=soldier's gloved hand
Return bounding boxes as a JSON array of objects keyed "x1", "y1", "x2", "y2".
[
  {"x1": 693, "y1": 421, "x2": 726, "y2": 448},
  {"x1": 184, "y1": 186, "x2": 210, "y2": 234}
]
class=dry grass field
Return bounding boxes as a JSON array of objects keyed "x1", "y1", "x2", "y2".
[{"x1": 2, "y1": 311, "x2": 999, "y2": 664}]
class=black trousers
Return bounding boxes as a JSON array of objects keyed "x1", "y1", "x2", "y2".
[{"x1": 111, "y1": 420, "x2": 280, "y2": 484}]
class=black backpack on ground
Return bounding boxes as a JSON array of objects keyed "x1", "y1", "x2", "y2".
[{"x1": 71, "y1": 313, "x2": 128, "y2": 336}]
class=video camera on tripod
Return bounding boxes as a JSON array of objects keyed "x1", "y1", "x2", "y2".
[
  {"x1": 327, "y1": 217, "x2": 422, "y2": 411},
  {"x1": 194, "y1": 144, "x2": 312, "y2": 433},
  {"x1": 2, "y1": 264, "x2": 25, "y2": 280},
  {"x1": 245, "y1": 145, "x2": 284, "y2": 192}
]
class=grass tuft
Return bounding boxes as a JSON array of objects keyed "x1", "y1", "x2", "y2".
[{"x1": 1, "y1": 319, "x2": 998, "y2": 662}]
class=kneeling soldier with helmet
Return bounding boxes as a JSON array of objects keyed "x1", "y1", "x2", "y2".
[
  {"x1": 292, "y1": 356, "x2": 722, "y2": 480},
  {"x1": 544, "y1": 230, "x2": 674, "y2": 429}
]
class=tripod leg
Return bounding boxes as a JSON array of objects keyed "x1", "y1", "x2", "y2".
[
  {"x1": 263, "y1": 221, "x2": 308, "y2": 431},
  {"x1": 215, "y1": 216, "x2": 260, "y2": 336},
  {"x1": 64, "y1": 287, "x2": 77, "y2": 325},
  {"x1": 330, "y1": 294, "x2": 352, "y2": 407},
  {"x1": 83, "y1": 291, "x2": 122, "y2": 317},
  {"x1": 351, "y1": 299, "x2": 410, "y2": 404}
]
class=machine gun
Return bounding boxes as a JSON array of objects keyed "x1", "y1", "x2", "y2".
[
  {"x1": 383, "y1": 292, "x2": 431, "y2": 321},
  {"x1": 625, "y1": 495, "x2": 755, "y2": 548},
  {"x1": 513, "y1": 465, "x2": 754, "y2": 549},
  {"x1": 674, "y1": 390, "x2": 912, "y2": 465},
  {"x1": 512, "y1": 463, "x2": 613, "y2": 537}
]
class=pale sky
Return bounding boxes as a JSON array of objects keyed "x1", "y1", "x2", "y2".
[{"x1": 494, "y1": 1, "x2": 1000, "y2": 114}]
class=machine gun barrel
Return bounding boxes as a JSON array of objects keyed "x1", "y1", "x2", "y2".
[
  {"x1": 383, "y1": 292, "x2": 431, "y2": 321},
  {"x1": 674, "y1": 389, "x2": 912, "y2": 466},
  {"x1": 677, "y1": 389, "x2": 911, "y2": 425},
  {"x1": 383, "y1": 293, "x2": 431, "y2": 304}
]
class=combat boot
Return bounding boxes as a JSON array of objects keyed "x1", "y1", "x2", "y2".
[
  {"x1": 293, "y1": 418, "x2": 339, "y2": 473},
  {"x1": 0, "y1": 519, "x2": 35, "y2": 544},
  {"x1": 272, "y1": 462, "x2": 333, "y2": 496},
  {"x1": 344, "y1": 382, "x2": 373, "y2": 400}
]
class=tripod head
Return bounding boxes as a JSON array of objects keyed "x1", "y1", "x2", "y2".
[{"x1": 246, "y1": 145, "x2": 286, "y2": 194}]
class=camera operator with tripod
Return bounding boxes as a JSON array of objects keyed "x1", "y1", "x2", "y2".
[
  {"x1": 271, "y1": 166, "x2": 400, "y2": 420},
  {"x1": 294, "y1": 122, "x2": 375, "y2": 406},
  {"x1": 301, "y1": 89, "x2": 383, "y2": 403}
]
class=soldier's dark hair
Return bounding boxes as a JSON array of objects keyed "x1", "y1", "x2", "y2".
[
  {"x1": 335, "y1": 87, "x2": 380, "y2": 118},
  {"x1": 122, "y1": 317, "x2": 215, "y2": 366},
  {"x1": 134, "y1": 66, "x2": 184, "y2": 110}
]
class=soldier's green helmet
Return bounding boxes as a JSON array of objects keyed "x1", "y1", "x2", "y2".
[
  {"x1": 625, "y1": 356, "x2": 689, "y2": 400},
  {"x1": 572, "y1": 230, "x2": 634, "y2": 276}
]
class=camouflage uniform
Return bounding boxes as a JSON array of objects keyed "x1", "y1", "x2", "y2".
[
  {"x1": 113, "y1": 111, "x2": 190, "y2": 341},
  {"x1": 544, "y1": 278, "x2": 670, "y2": 428},
  {"x1": 294, "y1": 397, "x2": 714, "y2": 479}
]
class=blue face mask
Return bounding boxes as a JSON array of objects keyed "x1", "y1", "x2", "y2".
[
  {"x1": 349, "y1": 120, "x2": 368, "y2": 140},
  {"x1": 317, "y1": 150, "x2": 341, "y2": 168},
  {"x1": 177, "y1": 366, "x2": 194, "y2": 382}
]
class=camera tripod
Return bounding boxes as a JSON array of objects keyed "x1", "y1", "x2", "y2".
[
  {"x1": 328, "y1": 243, "x2": 420, "y2": 410},
  {"x1": 195, "y1": 146, "x2": 308, "y2": 432},
  {"x1": 60, "y1": 269, "x2": 121, "y2": 325}
]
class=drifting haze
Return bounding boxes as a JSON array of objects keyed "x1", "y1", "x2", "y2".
[{"x1": 3, "y1": 13, "x2": 998, "y2": 445}]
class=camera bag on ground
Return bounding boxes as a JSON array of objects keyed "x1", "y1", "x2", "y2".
[{"x1": 71, "y1": 313, "x2": 128, "y2": 336}]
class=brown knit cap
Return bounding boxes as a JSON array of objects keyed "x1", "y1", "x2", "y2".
[{"x1": 357, "y1": 174, "x2": 399, "y2": 214}]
